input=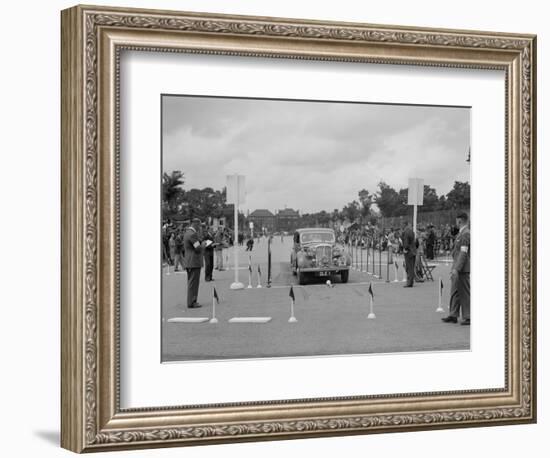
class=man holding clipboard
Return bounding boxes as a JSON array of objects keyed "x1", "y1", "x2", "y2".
[{"x1": 183, "y1": 218, "x2": 206, "y2": 308}]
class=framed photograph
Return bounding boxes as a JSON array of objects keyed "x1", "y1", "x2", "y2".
[{"x1": 61, "y1": 4, "x2": 536, "y2": 453}]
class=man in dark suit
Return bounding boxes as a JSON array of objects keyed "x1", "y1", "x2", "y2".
[
  {"x1": 202, "y1": 224, "x2": 215, "y2": 282},
  {"x1": 402, "y1": 221, "x2": 417, "y2": 287},
  {"x1": 183, "y1": 218, "x2": 204, "y2": 308},
  {"x1": 442, "y1": 212, "x2": 470, "y2": 325},
  {"x1": 426, "y1": 225, "x2": 436, "y2": 260}
]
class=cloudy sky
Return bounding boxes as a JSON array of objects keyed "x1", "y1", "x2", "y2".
[{"x1": 162, "y1": 95, "x2": 470, "y2": 214}]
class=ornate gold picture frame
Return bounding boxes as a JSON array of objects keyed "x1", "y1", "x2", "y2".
[{"x1": 61, "y1": 4, "x2": 536, "y2": 453}]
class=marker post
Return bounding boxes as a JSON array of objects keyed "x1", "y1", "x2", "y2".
[
  {"x1": 288, "y1": 287, "x2": 297, "y2": 323},
  {"x1": 436, "y1": 277, "x2": 445, "y2": 313},
  {"x1": 386, "y1": 245, "x2": 390, "y2": 283}
]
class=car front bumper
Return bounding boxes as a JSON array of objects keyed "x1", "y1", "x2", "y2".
[{"x1": 298, "y1": 266, "x2": 350, "y2": 273}]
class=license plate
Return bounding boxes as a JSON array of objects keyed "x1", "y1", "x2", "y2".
[{"x1": 316, "y1": 271, "x2": 330, "y2": 276}]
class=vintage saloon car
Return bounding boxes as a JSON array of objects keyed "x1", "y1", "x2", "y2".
[{"x1": 291, "y1": 228, "x2": 351, "y2": 284}]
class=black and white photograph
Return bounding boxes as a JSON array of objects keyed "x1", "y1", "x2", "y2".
[{"x1": 161, "y1": 95, "x2": 471, "y2": 362}]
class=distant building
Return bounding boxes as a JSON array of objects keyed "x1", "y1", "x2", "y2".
[
  {"x1": 276, "y1": 208, "x2": 300, "y2": 232},
  {"x1": 211, "y1": 216, "x2": 226, "y2": 230},
  {"x1": 248, "y1": 209, "x2": 275, "y2": 233}
]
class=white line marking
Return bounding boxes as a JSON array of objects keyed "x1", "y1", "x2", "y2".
[
  {"x1": 266, "y1": 281, "x2": 392, "y2": 289},
  {"x1": 167, "y1": 317, "x2": 209, "y2": 323},
  {"x1": 228, "y1": 317, "x2": 272, "y2": 323}
]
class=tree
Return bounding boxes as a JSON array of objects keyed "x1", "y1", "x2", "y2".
[
  {"x1": 299, "y1": 210, "x2": 338, "y2": 228},
  {"x1": 397, "y1": 188, "x2": 409, "y2": 216},
  {"x1": 375, "y1": 182, "x2": 404, "y2": 217},
  {"x1": 341, "y1": 200, "x2": 361, "y2": 222},
  {"x1": 420, "y1": 185, "x2": 440, "y2": 213},
  {"x1": 180, "y1": 187, "x2": 226, "y2": 221},
  {"x1": 358, "y1": 189, "x2": 373, "y2": 219},
  {"x1": 437, "y1": 195, "x2": 450, "y2": 210},
  {"x1": 446, "y1": 181, "x2": 470, "y2": 209},
  {"x1": 162, "y1": 171, "x2": 185, "y2": 219},
  {"x1": 378, "y1": 183, "x2": 440, "y2": 216},
  {"x1": 317, "y1": 210, "x2": 331, "y2": 227}
]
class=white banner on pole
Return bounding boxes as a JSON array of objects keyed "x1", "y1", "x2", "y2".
[
  {"x1": 407, "y1": 178, "x2": 424, "y2": 206},
  {"x1": 226, "y1": 174, "x2": 246, "y2": 204}
]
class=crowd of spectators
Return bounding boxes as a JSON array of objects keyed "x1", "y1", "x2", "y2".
[{"x1": 340, "y1": 222, "x2": 460, "y2": 261}]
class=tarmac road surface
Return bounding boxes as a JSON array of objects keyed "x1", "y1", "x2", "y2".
[{"x1": 161, "y1": 235, "x2": 468, "y2": 361}]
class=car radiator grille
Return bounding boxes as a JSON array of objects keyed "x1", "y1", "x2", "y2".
[{"x1": 316, "y1": 246, "x2": 332, "y2": 265}]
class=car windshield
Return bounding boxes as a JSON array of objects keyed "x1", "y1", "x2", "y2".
[{"x1": 301, "y1": 232, "x2": 335, "y2": 243}]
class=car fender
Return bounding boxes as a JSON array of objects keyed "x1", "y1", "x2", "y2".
[{"x1": 296, "y1": 251, "x2": 308, "y2": 268}]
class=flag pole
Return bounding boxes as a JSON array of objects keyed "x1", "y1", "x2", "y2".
[
  {"x1": 436, "y1": 277, "x2": 444, "y2": 313},
  {"x1": 289, "y1": 298, "x2": 297, "y2": 322},
  {"x1": 257, "y1": 265, "x2": 262, "y2": 288},
  {"x1": 247, "y1": 255, "x2": 253, "y2": 288},
  {"x1": 210, "y1": 287, "x2": 218, "y2": 324},
  {"x1": 368, "y1": 284, "x2": 376, "y2": 319},
  {"x1": 267, "y1": 236, "x2": 272, "y2": 288},
  {"x1": 289, "y1": 287, "x2": 297, "y2": 323}
]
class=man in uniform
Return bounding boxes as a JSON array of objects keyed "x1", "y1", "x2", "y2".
[
  {"x1": 442, "y1": 212, "x2": 470, "y2": 325},
  {"x1": 183, "y1": 218, "x2": 204, "y2": 308},
  {"x1": 402, "y1": 221, "x2": 417, "y2": 287}
]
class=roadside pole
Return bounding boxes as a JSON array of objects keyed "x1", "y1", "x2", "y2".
[
  {"x1": 408, "y1": 177, "x2": 424, "y2": 235},
  {"x1": 378, "y1": 235, "x2": 382, "y2": 279},
  {"x1": 366, "y1": 236, "x2": 370, "y2": 274},
  {"x1": 371, "y1": 238, "x2": 378, "y2": 278},
  {"x1": 267, "y1": 236, "x2": 272, "y2": 287},
  {"x1": 413, "y1": 204, "x2": 418, "y2": 236},
  {"x1": 386, "y1": 241, "x2": 390, "y2": 283},
  {"x1": 360, "y1": 239, "x2": 363, "y2": 272},
  {"x1": 228, "y1": 174, "x2": 245, "y2": 290}
]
